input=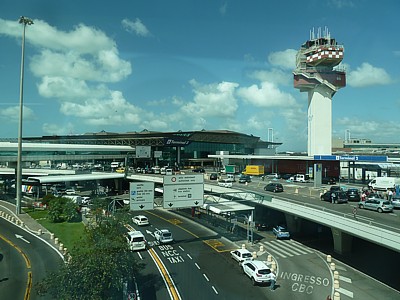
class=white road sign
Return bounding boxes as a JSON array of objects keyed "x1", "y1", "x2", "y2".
[
  {"x1": 163, "y1": 174, "x2": 204, "y2": 209},
  {"x1": 130, "y1": 182, "x2": 154, "y2": 211}
]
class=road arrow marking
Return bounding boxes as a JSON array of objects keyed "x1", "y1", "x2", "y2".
[{"x1": 15, "y1": 234, "x2": 30, "y2": 244}]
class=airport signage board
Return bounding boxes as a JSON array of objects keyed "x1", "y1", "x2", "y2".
[
  {"x1": 163, "y1": 174, "x2": 204, "y2": 209},
  {"x1": 130, "y1": 182, "x2": 154, "y2": 211},
  {"x1": 313, "y1": 155, "x2": 388, "y2": 162},
  {"x1": 135, "y1": 146, "x2": 151, "y2": 158}
]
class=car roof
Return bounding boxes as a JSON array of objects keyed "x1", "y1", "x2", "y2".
[
  {"x1": 159, "y1": 229, "x2": 171, "y2": 233},
  {"x1": 233, "y1": 248, "x2": 252, "y2": 254},
  {"x1": 247, "y1": 260, "x2": 269, "y2": 269}
]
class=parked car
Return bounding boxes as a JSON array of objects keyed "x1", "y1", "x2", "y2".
[
  {"x1": 238, "y1": 175, "x2": 251, "y2": 184},
  {"x1": 264, "y1": 183, "x2": 283, "y2": 193},
  {"x1": 320, "y1": 191, "x2": 348, "y2": 204},
  {"x1": 358, "y1": 198, "x2": 394, "y2": 213},
  {"x1": 272, "y1": 225, "x2": 290, "y2": 239},
  {"x1": 218, "y1": 179, "x2": 233, "y2": 188},
  {"x1": 242, "y1": 260, "x2": 274, "y2": 286},
  {"x1": 329, "y1": 185, "x2": 342, "y2": 192},
  {"x1": 154, "y1": 229, "x2": 173, "y2": 244},
  {"x1": 346, "y1": 188, "x2": 361, "y2": 202},
  {"x1": 230, "y1": 248, "x2": 253, "y2": 264},
  {"x1": 209, "y1": 173, "x2": 218, "y2": 180},
  {"x1": 391, "y1": 197, "x2": 400, "y2": 209},
  {"x1": 322, "y1": 177, "x2": 336, "y2": 185},
  {"x1": 132, "y1": 215, "x2": 149, "y2": 226},
  {"x1": 65, "y1": 188, "x2": 76, "y2": 195},
  {"x1": 192, "y1": 168, "x2": 205, "y2": 173}
]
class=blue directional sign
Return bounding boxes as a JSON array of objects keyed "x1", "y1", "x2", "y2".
[{"x1": 314, "y1": 155, "x2": 388, "y2": 162}]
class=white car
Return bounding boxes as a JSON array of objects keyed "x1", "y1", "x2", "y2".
[
  {"x1": 154, "y1": 229, "x2": 173, "y2": 244},
  {"x1": 218, "y1": 179, "x2": 233, "y2": 188},
  {"x1": 242, "y1": 260, "x2": 274, "y2": 286},
  {"x1": 230, "y1": 248, "x2": 253, "y2": 264},
  {"x1": 132, "y1": 215, "x2": 149, "y2": 226},
  {"x1": 65, "y1": 188, "x2": 76, "y2": 195}
]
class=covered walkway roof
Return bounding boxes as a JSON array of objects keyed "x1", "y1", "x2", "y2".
[{"x1": 27, "y1": 173, "x2": 125, "y2": 183}]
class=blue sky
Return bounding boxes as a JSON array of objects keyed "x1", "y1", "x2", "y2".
[{"x1": 0, "y1": 0, "x2": 399, "y2": 151}]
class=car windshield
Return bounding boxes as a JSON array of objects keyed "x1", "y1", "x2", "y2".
[
  {"x1": 163, "y1": 232, "x2": 172, "y2": 237},
  {"x1": 242, "y1": 253, "x2": 252, "y2": 258}
]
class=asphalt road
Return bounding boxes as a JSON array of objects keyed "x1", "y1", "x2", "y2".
[{"x1": 0, "y1": 218, "x2": 64, "y2": 300}]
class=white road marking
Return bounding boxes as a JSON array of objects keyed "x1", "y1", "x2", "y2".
[
  {"x1": 195, "y1": 263, "x2": 200, "y2": 269},
  {"x1": 186, "y1": 253, "x2": 193, "y2": 260},
  {"x1": 203, "y1": 274, "x2": 210, "y2": 281},
  {"x1": 178, "y1": 245, "x2": 185, "y2": 251},
  {"x1": 212, "y1": 286, "x2": 219, "y2": 294},
  {"x1": 339, "y1": 275, "x2": 352, "y2": 283},
  {"x1": 262, "y1": 242, "x2": 289, "y2": 258},
  {"x1": 336, "y1": 287, "x2": 354, "y2": 298}
]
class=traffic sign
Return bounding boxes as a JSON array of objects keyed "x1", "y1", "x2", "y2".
[
  {"x1": 129, "y1": 182, "x2": 154, "y2": 211},
  {"x1": 163, "y1": 174, "x2": 204, "y2": 209}
]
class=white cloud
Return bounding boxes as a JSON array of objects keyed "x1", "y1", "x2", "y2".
[
  {"x1": 328, "y1": 0, "x2": 355, "y2": 9},
  {"x1": 347, "y1": 62, "x2": 392, "y2": 87},
  {"x1": 182, "y1": 80, "x2": 239, "y2": 118},
  {"x1": 268, "y1": 49, "x2": 297, "y2": 70},
  {"x1": 121, "y1": 18, "x2": 151, "y2": 37},
  {"x1": 237, "y1": 81, "x2": 297, "y2": 108},
  {"x1": 0, "y1": 106, "x2": 35, "y2": 122},
  {"x1": 248, "y1": 69, "x2": 292, "y2": 86},
  {"x1": 219, "y1": 2, "x2": 228, "y2": 16},
  {"x1": 42, "y1": 122, "x2": 75, "y2": 135}
]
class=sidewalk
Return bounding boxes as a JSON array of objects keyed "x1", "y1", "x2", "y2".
[{"x1": 0, "y1": 199, "x2": 65, "y2": 257}]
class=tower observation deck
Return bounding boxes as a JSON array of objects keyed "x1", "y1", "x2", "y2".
[{"x1": 293, "y1": 27, "x2": 346, "y2": 155}]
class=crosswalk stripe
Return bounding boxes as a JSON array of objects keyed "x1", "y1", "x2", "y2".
[
  {"x1": 275, "y1": 240, "x2": 309, "y2": 255},
  {"x1": 269, "y1": 241, "x2": 303, "y2": 256},
  {"x1": 262, "y1": 242, "x2": 289, "y2": 258},
  {"x1": 289, "y1": 240, "x2": 314, "y2": 253}
]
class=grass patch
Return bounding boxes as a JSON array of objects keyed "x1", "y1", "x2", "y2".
[{"x1": 25, "y1": 209, "x2": 85, "y2": 250}]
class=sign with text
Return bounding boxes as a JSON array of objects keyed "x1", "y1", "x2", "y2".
[
  {"x1": 163, "y1": 174, "x2": 204, "y2": 209},
  {"x1": 130, "y1": 182, "x2": 154, "y2": 211},
  {"x1": 135, "y1": 146, "x2": 151, "y2": 158}
]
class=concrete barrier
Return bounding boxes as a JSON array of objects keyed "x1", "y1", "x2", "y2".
[
  {"x1": 327, "y1": 255, "x2": 332, "y2": 263},
  {"x1": 59, "y1": 243, "x2": 64, "y2": 251},
  {"x1": 334, "y1": 279, "x2": 339, "y2": 289},
  {"x1": 37, "y1": 229, "x2": 42, "y2": 235},
  {"x1": 295, "y1": 188, "x2": 299, "y2": 194},
  {"x1": 252, "y1": 251, "x2": 257, "y2": 259},
  {"x1": 259, "y1": 245, "x2": 264, "y2": 252},
  {"x1": 50, "y1": 233, "x2": 55, "y2": 239},
  {"x1": 330, "y1": 262, "x2": 336, "y2": 271},
  {"x1": 334, "y1": 271, "x2": 339, "y2": 280},
  {"x1": 333, "y1": 291, "x2": 340, "y2": 300},
  {"x1": 54, "y1": 237, "x2": 59, "y2": 245},
  {"x1": 267, "y1": 255, "x2": 272, "y2": 262},
  {"x1": 242, "y1": 244, "x2": 246, "y2": 249}
]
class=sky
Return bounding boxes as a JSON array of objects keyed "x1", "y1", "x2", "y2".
[{"x1": 0, "y1": 0, "x2": 399, "y2": 151}]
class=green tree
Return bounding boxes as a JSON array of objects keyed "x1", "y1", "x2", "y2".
[
  {"x1": 35, "y1": 211, "x2": 142, "y2": 299},
  {"x1": 63, "y1": 199, "x2": 79, "y2": 222},
  {"x1": 47, "y1": 198, "x2": 65, "y2": 223}
]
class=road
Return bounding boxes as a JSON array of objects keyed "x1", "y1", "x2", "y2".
[{"x1": 0, "y1": 218, "x2": 63, "y2": 300}]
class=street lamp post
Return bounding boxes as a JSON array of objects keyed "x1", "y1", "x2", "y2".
[{"x1": 16, "y1": 16, "x2": 33, "y2": 215}]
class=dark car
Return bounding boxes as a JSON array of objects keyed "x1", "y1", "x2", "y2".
[
  {"x1": 329, "y1": 185, "x2": 342, "y2": 192},
  {"x1": 192, "y1": 168, "x2": 205, "y2": 173},
  {"x1": 264, "y1": 183, "x2": 283, "y2": 193},
  {"x1": 239, "y1": 175, "x2": 251, "y2": 184},
  {"x1": 346, "y1": 188, "x2": 361, "y2": 202},
  {"x1": 321, "y1": 191, "x2": 348, "y2": 204},
  {"x1": 209, "y1": 173, "x2": 218, "y2": 180},
  {"x1": 322, "y1": 177, "x2": 336, "y2": 185}
]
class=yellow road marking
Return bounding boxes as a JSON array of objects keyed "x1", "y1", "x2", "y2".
[
  {"x1": 148, "y1": 248, "x2": 180, "y2": 300},
  {"x1": 0, "y1": 233, "x2": 32, "y2": 299}
]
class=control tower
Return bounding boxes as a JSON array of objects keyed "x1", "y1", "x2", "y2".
[{"x1": 293, "y1": 27, "x2": 346, "y2": 155}]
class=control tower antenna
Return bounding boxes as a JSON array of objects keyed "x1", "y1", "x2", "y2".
[{"x1": 293, "y1": 27, "x2": 346, "y2": 155}]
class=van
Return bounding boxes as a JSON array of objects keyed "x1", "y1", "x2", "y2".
[
  {"x1": 126, "y1": 231, "x2": 146, "y2": 251},
  {"x1": 227, "y1": 174, "x2": 235, "y2": 182},
  {"x1": 290, "y1": 174, "x2": 310, "y2": 183},
  {"x1": 218, "y1": 179, "x2": 233, "y2": 188},
  {"x1": 368, "y1": 177, "x2": 400, "y2": 191},
  {"x1": 111, "y1": 162, "x2": 120, "y2": 169},
  {"x1": 165, "y1": 168, "x2": 173, "y2": 175}
]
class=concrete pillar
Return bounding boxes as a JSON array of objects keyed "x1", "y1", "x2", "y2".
[
  {"x1": 59, "y1": 243, "x2": 64, "y2": 251},
  {"x1": 271, "y1": 261, "x2": 276, "y2": 272},
  {"x1": 259, "y1": 245, "x2": 264, "y2": 252},
  {"x1": 334, "y1": 271, "x2": 339, "y2": 280},
  {"x1": 37, "y1": 229, "x2": 42, "y2": 235},
  {"x1": 241, "y1": 244, "x2": 246, "y2": 249},
  {"x1": 331, "y1": 228, "x2": 353, "y2": 254},
  {"x1": 54, "y1": 237, "x2": 59, "y2": 245},
  {"x1": 267, "y1": 255, "x2": 272, "y2": 263},
  {"x1": 334, "y1": 279, "x2": 340, "y2": 289},
  {"x1": 330, "y1": 263, "x2": 336, "y2": 271},
  {"x1": 327, "y1": 255, "x2": 332, "y2": 263},
  {"x1": 252, "y1": 251, "x2": 257, "y2": 259},
  {"x1": 50, "y1": 233, "x2": 55, "y2": 239},
  {"x1": 333, "y1": 291, "x2": 340, "y2": 300},
  {"x1": 285, "y1": 214, "x2": 302, "y2": 234}
]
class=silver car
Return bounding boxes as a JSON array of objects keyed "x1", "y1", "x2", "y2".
[
  {"x1": 391, "y1": 197, "x2": 400, "y2": 209},
  {"x1": 358, "y1": 198, "x2": 394, "y2": 213}
]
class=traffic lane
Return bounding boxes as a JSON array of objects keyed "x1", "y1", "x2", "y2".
[
  {"x1": 0, "y1": 218, "x2": 63, "y2": 299},
  {"x1": 131, "y1": 249, "x2": 174, "y2": 300},
  {"x1": 187, "y1": 241, "x2": 271, "y2": 299},
  {"x1": 0, "y1": 234, "x2": 27, "y2": 300},
  {"x1": 274, "y1": 251, "x2": 333, "y2": 299}
]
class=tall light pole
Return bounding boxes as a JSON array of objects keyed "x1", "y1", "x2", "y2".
[{"x1": 16, "y1": 16, "x2": 33, "y2": 214}]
